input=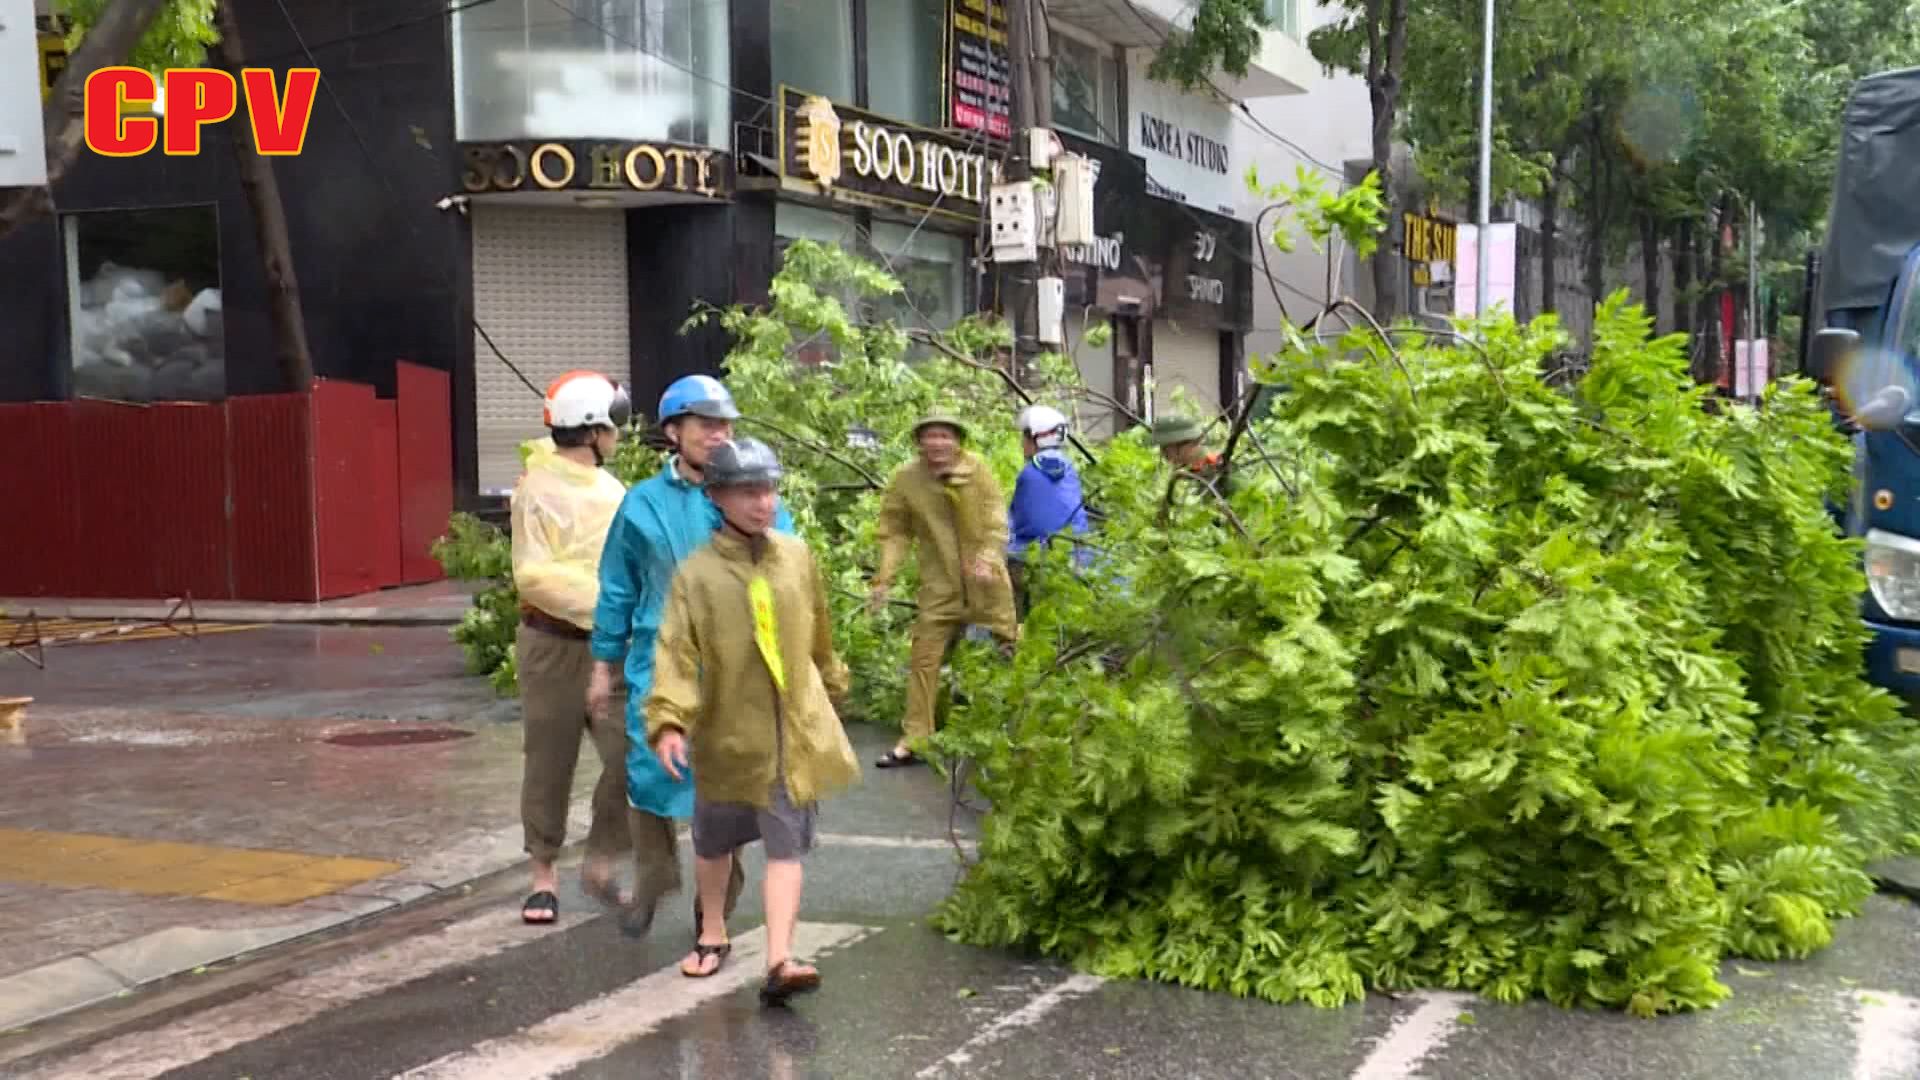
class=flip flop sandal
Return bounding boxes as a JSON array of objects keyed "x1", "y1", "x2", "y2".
[
  {"x1": 521, "y1": 891, "x2": 559, "y2": 925},
  {"x1": 875, "y1": 748, "x2": 924, "y2": 769},
  {"x1": 760, "y1": 959, "x2": 822, "y2": 1005},
  {"x1": 681, "y1": 941, "x2": 731, "y2": 979}
]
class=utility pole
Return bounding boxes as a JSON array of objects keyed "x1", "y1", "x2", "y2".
[
  {"x1": 1003, "y1": 0, "x2": 1049, "y2": 368},
  {"x1": 1474, "y1": 0, "x2": 1494, "y2": 316}
]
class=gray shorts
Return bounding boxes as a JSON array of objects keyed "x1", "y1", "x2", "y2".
[{"x1": 691, "y1": 776, "x2": 817, "y2": 861}]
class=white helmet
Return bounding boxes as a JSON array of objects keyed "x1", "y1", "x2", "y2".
[
  {"x1": 1017, "y1": 404, "x2": 1069, "y2": 449},
  {"x1": 543, "y1": 370, "x2": 632, "y2": 431}
]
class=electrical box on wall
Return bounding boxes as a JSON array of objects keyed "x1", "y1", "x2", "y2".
[
  {"x1": 1028, "y1": 128, "x2": 1062, "y2": 173},
  {"x1": 1053, "y1": 155, "x2": 1096, "y2": 247},
  {"x1": 990, "y1": 181, "x2": 1038, "y2": 263},
  {"x1": 1036, "y1": 277, "x2": 1065, "y2": 345}
]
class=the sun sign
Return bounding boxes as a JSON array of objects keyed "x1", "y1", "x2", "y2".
[{"x1": 83, "y1": 67, "x2": 320, "y2": 157}]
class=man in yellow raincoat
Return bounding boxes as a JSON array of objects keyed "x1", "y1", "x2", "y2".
[
  {"x1": 512, "y1": 370, "x2": 633, "y2": 925},
  {"x1": 867, "y1": 411, "x2": 1018, "y2": 768},
  {"x1": 646, "y1": 438, "x2": 859, "y2": 1004}
]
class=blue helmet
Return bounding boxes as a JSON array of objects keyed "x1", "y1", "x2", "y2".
[{"x1": 657, "y1": 374, "x2": 741, "y2": 424}]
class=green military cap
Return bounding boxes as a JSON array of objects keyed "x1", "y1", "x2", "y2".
[
  {"x1": 912, "y1": 409, "x2": 970, "y2": 442},
  {"x1": 1149, "y1": 415, "x2": 1206, "y2": 446}
]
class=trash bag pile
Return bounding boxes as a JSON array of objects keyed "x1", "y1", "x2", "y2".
[{"x1": 71, "y1": 261, "x2": 224, "y2": 401}]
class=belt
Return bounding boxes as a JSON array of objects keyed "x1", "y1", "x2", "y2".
[{"x1": 521, "y1": 607, "x2": 591, "y2": 641}]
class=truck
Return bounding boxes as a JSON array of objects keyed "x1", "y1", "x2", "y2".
[{"x1": 1806, "y1": 66, "x2": 1920, "y2": 694}]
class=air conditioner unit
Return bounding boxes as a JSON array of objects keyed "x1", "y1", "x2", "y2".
[
  {"x1": 990, "y1": 181, "x2": 1038, "y2": 263},
  {"x1": 1053, "y1": 154, "x2": 1095, "y2": 247}
]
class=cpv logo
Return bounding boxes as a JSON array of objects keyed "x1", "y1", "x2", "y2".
[{"x1": 84, "y1": 67, "x2": 321, "y2": 157}]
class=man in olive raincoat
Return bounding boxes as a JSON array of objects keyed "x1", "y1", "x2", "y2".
[
  {"x1": 647, "y1": 438, "x2": 859, "y2": 1004},
  {"x1": 589, "y1": 376, "x2": 793, "y2": 937},
  {"x1": 868, "y1": 411, "x2": 1019, "y2": 768}
]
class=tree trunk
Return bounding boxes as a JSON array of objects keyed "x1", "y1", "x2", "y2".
[
  {"x1": 1540, "y1": 167, "x2": 1560, "y2": 316},
  {"x1": 211, "y1": 2, "x2": 314, "y2": 392},
  {"x1": 0, "y1": 0, "x2": 174, "y2": 239},
  {"x1": 1638, "y1": 211, "x2": 1661, "y2": 333},
  {"x1": 1583, "y1": 137, "x2": 1606, "y2": 315},
  {"x1": 1361, "y1": 0, "x2": 1408, "y2": 318},
  {"x1": 1674, "y1": 216, "x2": 1694, "y2": 336},
  {"x1": 1699, "y1": 200, "x2": 1726, "y2": 385}
]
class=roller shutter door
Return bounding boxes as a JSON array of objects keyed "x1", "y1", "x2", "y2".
[
  {"x1": 471, "y1": 205, "x2": 629, "y2": 495},
  {"x1": 1150, "y1": 322, "x2": 1224, "y2": 419}
]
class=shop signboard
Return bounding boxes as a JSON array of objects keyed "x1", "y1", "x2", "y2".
[
  {"x1": 1056, "y1": 132, "x2": 1251, "y2": 331},
  {"x1": 777, "y1": 88, "x2": 997, "y2": 223},
  {"x1": 1124, "y1": 51, "x2": 1239, "y2": 219},
  {"x1": 946, "y1": 0, "x2": 1011, "y2": 140},
  {"x1": 458, "y1": 140, "x2": 734, "y2": 199}
]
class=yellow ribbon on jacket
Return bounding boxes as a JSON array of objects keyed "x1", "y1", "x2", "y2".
[{"x1": 749, "y1": 575, "x2": 786, "y2": 693}]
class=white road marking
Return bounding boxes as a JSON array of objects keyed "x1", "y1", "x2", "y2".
[
  {"x1": 396, "y1": 922, "x2": 874, "y2": 1079},
  {"x1": 1852, "y1": 990, "x2": 1920, "y2": 1080},
  {"x1": 1350, "y1": 991, "x2": 1475, "y2": 1080},
  {"x1": 17, "y1": 905, "x2": 590, "y2": 1080},
  {"x1": 916, "y1": 973, "x2": 1105, "y2": 1078}
]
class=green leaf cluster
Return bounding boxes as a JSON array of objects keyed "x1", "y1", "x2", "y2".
[{"x1": 932, "y1": 295, "x2": 1920, "y2": 1014}]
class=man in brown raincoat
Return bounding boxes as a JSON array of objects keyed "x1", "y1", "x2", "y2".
[
  {"x1": 867, "y1": 411, "x2": 1019, "y2": 768},
  {"x1": 647, "y1": 438, "x2": 860, "y2": 1005}
]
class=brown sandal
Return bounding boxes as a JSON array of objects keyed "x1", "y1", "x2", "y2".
[{"x1": 760, "y1": 959, "x2": 821, "y2": 1005}]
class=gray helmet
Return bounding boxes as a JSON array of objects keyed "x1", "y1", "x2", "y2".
[{"x1": 705, "y1": 437, "x2": 783, "y2": 488}]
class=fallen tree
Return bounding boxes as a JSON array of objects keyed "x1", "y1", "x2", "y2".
[{"x1": 931, "y1": 294, "x2": 1920, "y2": 1014}]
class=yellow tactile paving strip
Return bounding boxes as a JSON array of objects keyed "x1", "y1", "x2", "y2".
[
  {"x1": 0, "y1": 828, "x2": 403, "y2": 906},
  {"x1": 0, "y1": 616, "x2": 266, "y2": 646}
]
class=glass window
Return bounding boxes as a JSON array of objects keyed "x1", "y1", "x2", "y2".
[
  {"x1": 1264, "y1": 0, "x2": 1298, "y2": 40},
  {"x1": 775, "y1": 204, "x2": 863, "y2": 366},
  {"x1": 865, "y1": 0, "x2": 946, "y2": 126},
  {"x1": 1051, "y1": 33, "x2": 1118, "y2": 143},
  {"x1": 870, "y1": 220, "x2": 967, "y2": 334},
  {"x1": 772, "y1": 0, "x2": 854, "y2": 102},
  {"x1": 452, "y1": 0, "x2": 731, "y2": 147},
  {"x1": 65, "y1": 206, "x2": 225, "y2": 402}
]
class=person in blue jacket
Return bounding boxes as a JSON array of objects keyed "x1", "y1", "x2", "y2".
[
  {"x1": 587, "y1": 375, "x2": 796, "y2": 941},
  {"x1": 1008, "y1": 404, "x2": 1092, "y2": 618}
]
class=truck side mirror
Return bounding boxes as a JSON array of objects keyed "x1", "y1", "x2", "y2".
[
  {"x1": 1809, "y1": 327, "x2": 1862, "y2": 385},
  {"x1": 1853, "y1": 385, "x2": 1915, "y2": 431}
]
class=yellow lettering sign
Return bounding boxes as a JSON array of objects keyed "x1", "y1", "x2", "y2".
[{"x1": 530, "y1": 143, "x2": 575, "y2": 190}]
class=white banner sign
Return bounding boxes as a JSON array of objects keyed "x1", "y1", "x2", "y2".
[
  {"x1": 1454, "y1": 223, "x2": 1517, "y2": 316},
  {"x1": 0, "y1": 0, "x2": 48, "y2": 188},
  {"x1": 1125, "y1": 50, "x2": 1239, "y2": 218}
]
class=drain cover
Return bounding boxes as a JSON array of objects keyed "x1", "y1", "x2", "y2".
[{"x1": 325, "y1": 728, "x2": 474, "y2": 748}]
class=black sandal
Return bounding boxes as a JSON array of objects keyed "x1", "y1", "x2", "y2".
[
  {"x1": 521, "y1": 890, "x2": 559, "y2": 925},
  {"x1": 760, "y1": 959, "x2": 822, "y2": 1005},
  {"x1": 875, "y1": 748, "x2": 924, "y2": 769},
  {"x1": 681, "y1": 941, "x2": 731, "y2": 979}
]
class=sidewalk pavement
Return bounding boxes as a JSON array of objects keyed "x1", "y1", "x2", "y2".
[
  {"x1": 0, "y1": 622, "x2": 555, "y2": 1033},
  {"x1": 0, "y1": 579, "x2": 478, "y2": 627}
]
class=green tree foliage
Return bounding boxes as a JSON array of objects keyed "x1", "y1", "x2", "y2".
[
  {"x1": 56, "y1": 0, "x2": 219, "y2": 68},
  {"x1": 932, "y1": 291, "x2": 1920, "y2": 1013}
]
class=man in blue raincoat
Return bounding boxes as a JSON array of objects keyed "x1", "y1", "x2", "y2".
[
  {"x1": 587, "y1": 375, "x2": 795, "y2": 940},
  {"x1": 1008, "y1": 404, "x2": 1092, "y2": 618}
]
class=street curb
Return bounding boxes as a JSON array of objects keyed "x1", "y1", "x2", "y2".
[
  {"x1": 0, "y1": 805, "x2": 582, "y2": 1035},
  {"x1": 0, "y1": 599, "x2": 465, "y2": 627}
]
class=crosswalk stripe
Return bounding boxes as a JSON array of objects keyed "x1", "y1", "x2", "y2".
[
  {"x1": 17, "y1": 905, "x2": 593, "y2": 1080},
  {"x1": 915, "y1": 973, "x2": 1105, "y2": 1078},
  {"x1": 1852, "y1": 989, "x2": 1920, "y2": 1080},
  {"x1": 1350, "y1": 991, "x2": 1474, "y2": 1080},
  {"x1": 395, "y1": 922, "x2": 876, "y2": 1079}
]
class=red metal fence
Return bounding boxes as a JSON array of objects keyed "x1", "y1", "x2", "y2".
[{"x1": 0, "y1": 363, "x2": 452, "y2": 602}]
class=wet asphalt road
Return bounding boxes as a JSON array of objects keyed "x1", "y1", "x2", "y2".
[{"x1": 4, "y1": 626, "x2": 1920, "y2": 1079}]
